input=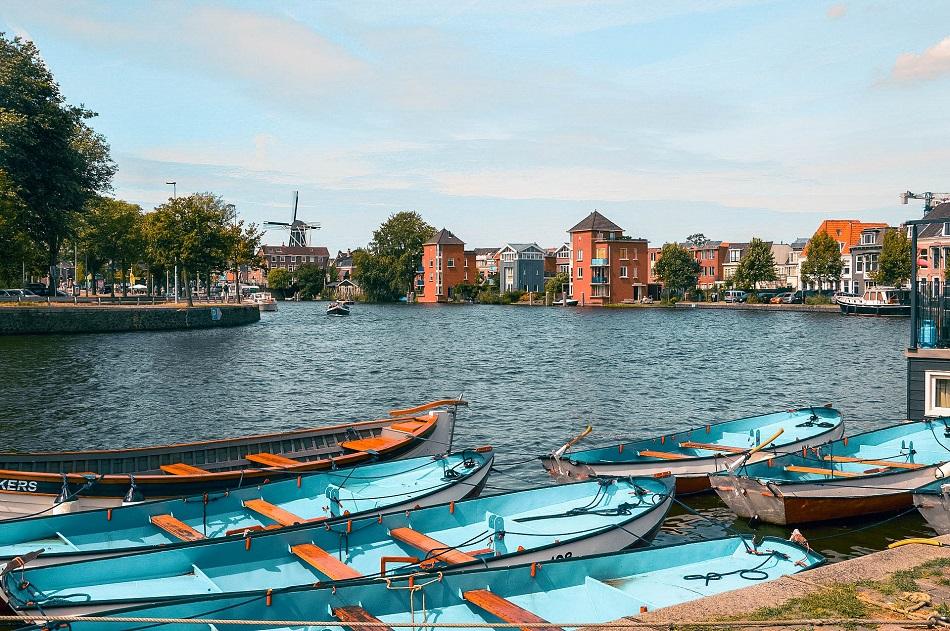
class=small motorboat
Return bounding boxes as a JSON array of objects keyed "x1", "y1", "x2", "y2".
[
  {"x1": 0, "y1": 449, "x2": 494, "y2": 567},
  {"x1": 0, "y1": 399, "x2": 463, "y2": 519},
  {"x1": 0, "y1": 477, "x2": 673, "y2": 615},
  {"x1": 836, "y1": 286, "x2": 909, "y2": 316},
  {"x1": 18, "y1": 535, "x2": 823, "y2": 629},
  {"x1": 913, "y1": 479, "x2": 950, "y2": 534},
  {"x1": 552, "y1": 298, "x2": 579, "y2": 306},
  {"x1": 710, "y1": 419, "x2": 950, "y2": 525},
  {"x1": 541, "y1": 406, "x2": 843, "y2": 494},
  {"x1": 250, "y1": 292, "x2": 278, "y2": 312},
  {"x1": 327, "y1": 300, "x2": 350, "y2": 316}
]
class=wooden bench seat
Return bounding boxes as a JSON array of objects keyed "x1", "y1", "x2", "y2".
[
  {"x1": 462, "y1": 589, "x2": 564, "y2": 631},
  {"x1": 822, "y1": 455, "x2": 923, "y2": 470},
  {"x1": 637, "y1": 450, "x2": 690, "y2": 460},
  {"x1": 243, "y1": 498, "x2": 304, "y2": 526},
  {"x1": 160, "y1": 463, "x2": 210, "y2": 476},
  {"x1": 388, "y1": 420, "x2": 427, "y2": 433},
  {"x1": 244, "y1": 452, "x2": 302, "y2": 468},
  {"x1": 785, "y1": 465, "x2": 859, "y2": 478},
  {"x1": 150, "y1": 514, "x2": 205, "y2": 542},
  {"x1": 677, "y1": 441, "x2": 746, "y2": 454},
  {"x1": 389, "y1": 527, "x2": 477, "y2": 566},
  {"x1": 291, "y1": 543, "x2": 362, "y2": 581},
  {"x1": 340, "y1": 436, "x2": 403, "y2": 453},
  {"x1": 333, "y1": 606, "x2": 393, "y2": 631}
]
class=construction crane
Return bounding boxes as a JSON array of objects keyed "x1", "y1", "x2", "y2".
[
  {"x1": 263, "y1": 191, "x2": 321, "y2": 247},
  {"x1": 901, "y1": 190, "x2": 950, "y2": 213}
]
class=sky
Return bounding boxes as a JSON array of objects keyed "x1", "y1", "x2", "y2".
[{"x1": 3, "y1": 0, "x2": 950, "y2": 252}]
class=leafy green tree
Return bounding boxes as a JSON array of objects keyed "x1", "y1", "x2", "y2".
[
  {"x1": 686, "y1": 233, "x2": 708, "y2": 248},
  {"x1": 267, "y1": 268, "x2": 291, "y2": 292},
  {"x1": 78, "y1": 197, "x2": 144, "y2": 297},
  {"x1": 733, "y1": 237, "x2": 777, "y2": 290},
  {"x1": 653, "y1": 243, "x2": 700, "y2": 298},
  {"x1": 0, "y1": 34, "x2": 116, "y2": 290},
  {"x1": 353, "y1": 212, "x2": 434, "y2": 301},
  {"x1": 225, "y1": 217, "x2": 262, "y2": 302},
  {"x1": 295, "y1": 263, "x2": 325, "y2": 300},
  {"x1": 801, "y1": 230, "x2": 843, "y2": 290},
  {"x1": 545, "y1": 271, "x2": 570, "y2": 297},
  {"x1": 0, "y1": 174, "x2": 43, "y2": 286},
  {"x1": 874, "y1": 228, "x2": 911, "y2": 287}
]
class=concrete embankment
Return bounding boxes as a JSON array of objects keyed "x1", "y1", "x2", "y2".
[{"x1": 0, "y1": 303, "x2": 260, "y2": 335}]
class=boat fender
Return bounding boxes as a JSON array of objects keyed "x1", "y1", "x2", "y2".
[{"x1": 266, "y1": 589, "x2": 273, "y2": 607}]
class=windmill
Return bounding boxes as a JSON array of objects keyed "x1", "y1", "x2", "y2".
[{"x1": 264, "y1": 191, "x2": 321, "y2": 247}]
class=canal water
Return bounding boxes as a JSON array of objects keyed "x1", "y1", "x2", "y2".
[{"x1": 0, "y1": 303, "x2": 932, "y2": 562}]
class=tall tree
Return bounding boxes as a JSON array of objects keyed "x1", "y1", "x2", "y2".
[
  {"x1": 800, "y1": 230, "x2": 843, "y2": 290},
  {"x1": 0, "y1": 34, "x2": 116, "y2": 290},
  {"x1": 228, "y1": 220, "x2": 262, "y2": 302},
  {"x1": 653, "y1": 243, "x2": 700, "y2": 297},
  {"x1": 733, "y1": 237, "x2": 777, "y2": 290},
  {"x1": 353, "y1": 212, "x2": 434, "y2": 302},
  {"x1": 295, "y1": 263, "x2": 326, "y2": 300},
  {"x1": 874, "y1": 228, "x2": 911, "y2": 287},
  {"x1": 78, "y1": 197, "x2": 144, "y2": 297}
]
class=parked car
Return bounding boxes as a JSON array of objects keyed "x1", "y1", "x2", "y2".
[
  {"x1": 771, "y1": 292, "x2": 793, "y2": 304},
  {"x1": 756, "y1": 292, "x2": 776, "y2": 302},
  {"x1": 724, "y1": 290, "x2": 747, "y2": 303}
]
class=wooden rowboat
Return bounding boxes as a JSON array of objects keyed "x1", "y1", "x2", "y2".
[
  {"x1": 0, "y1": 476, "x2": 673, "y2": 616},
  {"x1": 913, "y1": 479, "x2": 950, "y2": 535},
  {"x1": 0, "y1": 448, "x2": 494, "y2": 567},
  {"x1": 0, "y1": 400, "x2": 463, "y2": 520},
  {"x1": 12, "y1": 535, "x2": 823, "y2": 630},
  {"x1": 541, "y1": 407, "x2": 843, "y2": 494},
  {"x1": 710, "y1": 419, "x2": 950, "y2": 525}
]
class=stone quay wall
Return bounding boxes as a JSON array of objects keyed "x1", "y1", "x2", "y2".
[{"x1": 0, "y1": 304, "x2": 260, "y2": 335}]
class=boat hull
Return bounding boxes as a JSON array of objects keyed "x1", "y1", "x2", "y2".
[
  {"x1": 541, "y1": 421, "x2": 844, "y2": 494},
  {"x1": 837, "y1": 302, "x2": 909, "y2": 316},
  {"x1": 914, "y1": 483, "x2": 950, "y2": 535}
]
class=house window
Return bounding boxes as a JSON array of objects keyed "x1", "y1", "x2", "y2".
[
  {"x1": 837, "y1": 242, "x2": 845, "y2": 252},
  {"x1": 280, "y1": 256, "x2": 286, "y2": 262},
  {"x1": 429, "y1": 274, "x2": 433, "y2": 282},
  {"x1": 447, "y1": 258, "x2": 455, "y2": 268},
  {"x1": 576, "y1": 249, "x2": 583, "y2": 261},
  {"x1": 620, "y1": 266, "x2": 628, "y2": 278},
  {"x1": 577, "y1": 267, "x2": 583, "y2": 278},
  {"x1": 464, "y1": 258, "x2": 469, "y2": 267},
  {"x1": 842, "y1": 262, "x2": 851, "y2": 276},
  {"x1": 944, "y1": 223, "x2": 950, "y2": 237},
  {"x1": 619, "y1": 248, "x2": 628, "y2": 259},
  {"x1": 862, "y1": 233, "x2": 875, "y2": 245},
  {"x1": 855, "y1": 256, "x2": 864, "y2": 272},
  {"x1": 729, "y1": 249, "x2": 741, "y2": 263},
  {"x1": 464, "y1": 271, "x2": 468, "y2": 281},
  {"x1": 429, "y1": 260, "x2": 433, "y2": 267},
  {"x1": 926, "y1": 371, "x2": 950, "y2": 416}
]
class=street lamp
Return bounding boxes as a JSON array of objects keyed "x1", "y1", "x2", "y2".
[
  {"x1": 165, "y1": 181, "x2": 177, "y2": 199},
  {"x1": 166, "y1": 181, "x2": 178, "y2": 303}
]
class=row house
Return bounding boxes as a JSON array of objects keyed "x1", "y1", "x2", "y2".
[
  {"x1": 683, "y1": 241, "x2": 728, "y2": 289},
  {"x1": 499, "y1": 243, "x2": 547, "y2": 293},
  {"x1": 721, "y1": 242, "x2": 748, "y2": 282},
  {"x1": 848, "y1": 226, "x2": 890, "y2": 293},
  {"x1": 472, "y1": 248, "x2": 499, "y2": 284},
  {"x1": 914, "y1": 202, "x2": 950, "y2": 295},
  {"x1": 259, "y1": 245, "x2": 330, "y2": 274},
  {"x1": 553, "y1": 244, "x2": 571, "y2": 274},
  {"x1": 802, "y1": 219, "x2": 887, "y2": 292},
  {"x1": 785, "y1": 238, "x2": 809, "y2": 289},
  {"x1": 332, "y1": 249, "x2": 355, "y2": 280},
  {"x1": 418, "y1": 229, "x2": 476, "y2": 303},
  {"x1": 720, "y1": 241, "x2": 795, "y2": 288},
  {"x1": 568, "y1": 211, "x2": 649, "y2": 305}
]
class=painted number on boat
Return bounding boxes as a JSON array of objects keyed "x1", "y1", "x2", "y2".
[
  {"x1": 0, "y1": 480, "x2": 38, "y2": 492},
  {"x1": 551, "y1": 552, "x2": 573, "y2": 560}
]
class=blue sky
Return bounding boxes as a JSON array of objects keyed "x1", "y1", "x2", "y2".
[{"x1": 4, "y1": 1, "x2": 950, "y2": 252}]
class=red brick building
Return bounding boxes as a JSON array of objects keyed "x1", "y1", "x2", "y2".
[
  {"x1": 685, "y1": 241, "x2": 728, "y2": 289},
  {"x1": 568, "y1": 211, "x2": 649, "y2": 305},
  {"x1": 418, "y1": 229, "x2": 476, "y2": 303}
]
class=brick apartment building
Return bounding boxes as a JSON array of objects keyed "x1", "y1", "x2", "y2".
[
  {"x1": 418, "y1": 229, "x2": 476, "y2": 303},
  {"x1": 568, "y1": 211, "x2": 649, "y2": 305}
]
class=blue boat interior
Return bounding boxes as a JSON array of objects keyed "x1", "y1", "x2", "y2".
[
  {"x1": 567, "y1": 408, "x2": 841, "y2": 464},
  {"x1": 27, "y1": 536, "x2": 821, "y2": 631},
  {"x1": 0, "y1": 451, "x2": 492, "y2": 560},
  {"x1": 2, "y1": 477, "x2": 672, "y2": 609},
  {"x1": 720, "y1": 420, "x2": 950, "y2": 482}
]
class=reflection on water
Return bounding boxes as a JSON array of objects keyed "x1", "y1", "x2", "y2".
[{"x1": 0, "y1": 302, "x2": 922, "y2": 559}]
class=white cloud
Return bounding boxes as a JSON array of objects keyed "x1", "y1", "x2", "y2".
[
  {"x1": 826, "y1": 3, "x2": 847, "y2": 19},
  {"x1": 891, "y1": 36, "x2": 950, "y2": 83}
]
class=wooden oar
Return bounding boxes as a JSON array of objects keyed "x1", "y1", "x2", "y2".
[
  {"x1": 553, "y1": 425, "x2": 593, "y2": 459},
  {"x1": 726, "y1": 427, "x2": 784, "y2": 473}
]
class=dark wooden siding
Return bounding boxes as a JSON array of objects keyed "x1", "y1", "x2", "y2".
[{"x1": 907, "y1": 357, "x2": 950, "y2": 419}]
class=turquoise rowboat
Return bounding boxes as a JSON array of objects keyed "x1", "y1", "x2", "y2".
[
  {"x1": 710, "y1": 420, "x2": 950, "y2": 525},
  {"x1": 0, "y1": 476, "x2": 673, "y2": 616},
  {"x1": 913, "y1": 478, "x2": 950, "y2": 535},
  {"x1": 10, "y1": 535, "x2": 823, "y2": 630},
  {"x1": 0, "y1": 449, "x2": 495, "y2": 567},
  {"x1": 542, "y1": 407, "x2": 843, "y2": 494}
]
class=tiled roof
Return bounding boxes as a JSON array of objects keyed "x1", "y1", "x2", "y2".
[
  {"x1": 809, "y1": 220, "x2": 888, "y2": 254},
  {"x1": 260, "y1": 245, "x2": 330, "y2": 257},
  {"x1": 424, "y1": 228, "x2": 465, "y2": 246},
  {"x1": 502, "y1": 243, "x2": 544, "y2": 252},
  {"x1": 919, "y1": 202, "x2": 950, "y2": 239},
  {"x1": 472, "y1": 247, "x2": 499, "y2": 256},
  {"x1": 568, "y1": 211, "x2": 623, "y2": 233},
  {"x1": 791, "y1": 238, "x2": 809, "y2": 250}
]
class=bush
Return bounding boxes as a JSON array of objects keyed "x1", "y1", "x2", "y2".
[
  {"x1": 745, "y1": 293, "x2": 761, "y2": 304},
  {"x1": 502, "y1": 290, "x2": 524, "y2": 303},
  {"x1": 476, "y1": 290, "x2": 504, "y2": 305},
  {"x1": 805, "y1": 294, "x2": 832, "y2": 305}
]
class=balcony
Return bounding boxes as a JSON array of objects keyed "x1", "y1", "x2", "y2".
[
  {"x1": 591, "y1": 258, "x2": 610, "y2": 266},
  {"x1": 591, "y1": 276, "x2": 609, "y2": 285}
]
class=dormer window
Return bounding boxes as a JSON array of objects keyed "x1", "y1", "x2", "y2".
[
  {"x1": 943, "y1": 222, "x2": 950, "y2": 237},
  {"x1": 861, "y1": 232, "x2": 875, "y2": 245}
]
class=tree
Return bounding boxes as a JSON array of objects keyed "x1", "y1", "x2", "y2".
[
  {"x1": 296, "y1": 263, "x2": 325, "y2": 300},
  {"x1": 874, "y1": 228, "x2": 911, "y2": 287},
  {"x1": 78, "y1": 197, "x2": 144, "y2": 297},
  {"x1": 353, "y1": 212, "x2": 434, "y2": 301},
  {"x1": 686, "y1": 233, "x2": 708, "y2": 248},
  {"x1": 653, "y1": 243, "x2": 700, "y2": 298},
  {"x1": 267, "y1": 268, "x2": 291, "y2": 292},
  {"x1": 225, "y1": 218, "x2": 262, "y2": 302},
  {"x1": 800, "y1": 230, "x2": 843, "y2": 290},
  {"x1": 545, "y1": 272, "x2": 570, "y2": 297},
  {"x1": 733, "y1": 237, "x2": 777, "y2": 290},
  {"x1": 0, "y1": 35, "x2": 116, "y2": 290},
  {"x1": 0, "y1": 173, "x2": 43, "y2": 287}
]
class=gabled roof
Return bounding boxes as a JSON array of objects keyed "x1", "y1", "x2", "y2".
[
  {"x1": 679, "y1": 240, "x2": 724, "y2": 249},
  {"x1": 424, "y1": 228, "x2": 465, "y2": 246},
  {"x1": 472, "y1": 247, "x2": 499, "y2": 256},
  {"x1": 502, "y1": 243, "x2": 544, "y2": 253},
  {"x1": 791, "y1": 238, "x2": 809, "y2": 250},
  {"x1": 260, "y1": 245, "x2": 330, "y2": 257},
  {"x1": 568, "y1": 211, "x2": 623, "y2": 233},
  {"x1": 808, "y1": 219, "x2": 888, "y2": 255},
  {"x1": 919, "y1": 202, "x2": 950, "y2": 239}
]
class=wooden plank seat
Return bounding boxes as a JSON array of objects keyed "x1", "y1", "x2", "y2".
[
  {"x1": 462, "y1": 589, "x2": 565, "y2": 631},
  {"x1": 637, "y1": 450, "x2": 690, "y2": 460},
  {"x1": 677, "y1": 441, "x2": 746, "y2": 454},
  {"x1": 822, "y1": 455, "x2": 923, "y2": 470},
  {"x1": 784, "y1": 465, "x2": 859, "y2": 478},
  {"x1": 160, "y1": 463, "x2": 210, "y2": 476},
  {"x1": 243, "y1": 498, "x2": 304, "y2": 526},
  {"x1": 388, "y1": 420, "x2": 427, "y2": 433},
  {"x1": 291, "y1": 543, "x2": 362, "y2": 581},
  {"x1": 340, "y1": 436, "x2": 403, "y2": 453},
  {"x1": 389, "y1": 527, "x2": 477, "y2": 566},
  {"x1": 150, "y1": 514, "x2": 205, "y2": 542},
  {"x1": 244, "y1": 452, "x2": 302, "y2": 468},
  {"x1": 333, "y1": 606, "x2": 394, "y2": 631}
]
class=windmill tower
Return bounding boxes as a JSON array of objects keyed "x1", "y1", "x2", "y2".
[{"x1": 264, "y1": 191, "x2": 321, "y2": 247}]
